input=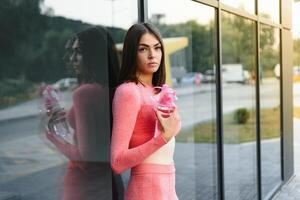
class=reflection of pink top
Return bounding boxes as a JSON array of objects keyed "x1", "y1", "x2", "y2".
[
  {"x1": 111, "y1": 82, "x2": 180, "y2": 174},
  {"x1": 48, "y1": 83, "x2": 111, "y2": 165}
]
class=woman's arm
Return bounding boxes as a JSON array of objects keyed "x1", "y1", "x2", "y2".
[
  {"x1": 47, "y1": 85, "x2": 105, "y2": 161},
  {"x1": 46, "y1": 131, "x2": 81, "y2": 160},
  {"x1": 110, "y1": 84, "x2": 167, "y2": 174}
]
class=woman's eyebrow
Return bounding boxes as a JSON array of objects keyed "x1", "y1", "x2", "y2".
[
  {"x1": 138, "y1": 42, "x2": 161, "y2": 47},
  {"x1": 72, "y1": 46, "x2": 81, "y2": 50}
]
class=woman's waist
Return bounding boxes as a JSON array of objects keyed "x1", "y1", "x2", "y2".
[
  {"x1": 68, "y1": 160, "x2": 110, "y2": 170},
  {"x1": 131, "y1": 163, "x2": 175, "y2": 175},
  {"x1": 141, "y1": 137, "x2": 175, "y2": 164}
]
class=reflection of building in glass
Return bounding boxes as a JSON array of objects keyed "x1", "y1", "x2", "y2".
[{"x1": 116, "y1": 37, "x2": 188, "y2": 86}]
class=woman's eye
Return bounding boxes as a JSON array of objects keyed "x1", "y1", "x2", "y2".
[
  {"x1": 155, "y1": 46, "x2": 162, "y2": 50},
  {"x1": 138, "y1": 47, "x2": 147, "y2": 52}
]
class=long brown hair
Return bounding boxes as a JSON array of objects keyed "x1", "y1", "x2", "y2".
[
  {"x1": 65, "y1": 26, "x2": 120, "y2": 89},
  {"x1": 118, "y1": 23, "x2": 166, "y2": 87}
]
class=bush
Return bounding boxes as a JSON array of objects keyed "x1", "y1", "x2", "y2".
[
  {"x1": 0, "y1": 79, "x2": 36, "y2": 108},
  {"x1": 233, "y1": 108, "x2": 250, "y2": 124}
]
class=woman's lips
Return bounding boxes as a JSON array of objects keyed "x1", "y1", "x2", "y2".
[
  {"x1": 73, "y1": 65, "x2": 80, "y2": 73},
  {"x1": 148, "y1": 62, "x2": 158, "y2": 67}
]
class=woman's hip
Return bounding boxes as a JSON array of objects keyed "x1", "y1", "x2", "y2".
[{"x1": 125, "y1": 163, "x2": 178, "y2": 200}]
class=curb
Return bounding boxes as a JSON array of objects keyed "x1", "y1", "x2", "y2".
[
  {"x1": 0, "y1": 192, "x2": 21, "y2": 200},
  {"x1": 0, "y1": 114, "x2": 39, "y2": 124}
]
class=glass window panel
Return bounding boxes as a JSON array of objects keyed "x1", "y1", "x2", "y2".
[
  {"x1": 148, "y1": 1, "x2": 219, "y2": 199},
  {"x1": 258, "y1": 0, "x2": 280, "y2": 23},
  {"x1": 259, "y1": 24, "x2": 281, "y2": 198},
  {"x1": 221, "y1": 11, "x2": 258, "y2": 200},
  {"x1": 294, "y1": 0, "x2": 300, "y2": 106},
  {"x1": 220, "y1": 0, "x2": 255, "y2": 14},
  {"x1": 293, "y1": 0, "x2": 300, "y2": 39},
  {"x1": 0, "y1": 0, "x2": 137, "y2": 199}
]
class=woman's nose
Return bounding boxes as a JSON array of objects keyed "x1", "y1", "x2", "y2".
[
  {"x1": 148, "y1": 49, "x2": 155, "y2": 58},
  {"x1": 70, "y1": 52, "x2": 76, "y2": 62}
]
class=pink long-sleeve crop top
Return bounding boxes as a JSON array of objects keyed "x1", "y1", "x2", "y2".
[{"x1": 110, "y1": 82, "x2": 170, "y2": 174}]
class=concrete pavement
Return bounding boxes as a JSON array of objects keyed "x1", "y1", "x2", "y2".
[
  {"x1": 272, "y1": 118, "x2": 300, "y2": 200},
  {"x1": 0, "y1": 83, "x2": 212, "y2": 200}
]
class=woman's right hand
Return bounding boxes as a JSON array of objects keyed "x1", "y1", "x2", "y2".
[
  {"x1": 45, "y1": 109, "x2": 65, "y2": 133},
  {"x1": 156, "y1": 107, "x2": 180, "y2": 142}
]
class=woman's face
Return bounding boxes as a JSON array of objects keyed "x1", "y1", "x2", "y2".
[
  {"x1": 70, "y1": 39, "x2": 84, "y2": 75},
  {"x1": 136, "y1": 33, "x2": 162, "y2": 76}
]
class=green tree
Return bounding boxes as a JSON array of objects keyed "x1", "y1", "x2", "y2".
[
  {"x1": 0, "y1": 0, "x2": 46, "y2": 79},
  {"x1": 260, "y1": 24, "x2": 279, "y2": 73},
  {"x1": 221, "y1": 12, "x2": 256, "y2": 71},
  {"x1": 294, "y1": 39, "x2": 300, "y2": 66},
  {"x1": 155, "y1": 20, "x2": 216, "y2": 73},
  {"x1": 0, "y1": 0, "x2": 126, "y2": 83}
]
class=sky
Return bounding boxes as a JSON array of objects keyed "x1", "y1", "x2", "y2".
[
  {"x1": 41, "y1": 0, "x2": 300, "y2": 38},
  {"x1": 293, "y1": 2, "x2": 300, "y2": 38},
  {"x1": 41, "y1": 0, "x2": 214, "y2": 27},
  {"x1": 41, "y1": 0, "x2": 138, "y2": 28}
]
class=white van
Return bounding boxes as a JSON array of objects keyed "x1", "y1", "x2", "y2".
[{"x1": 222, "y1": 64, "x2": 246, "y2": 83}]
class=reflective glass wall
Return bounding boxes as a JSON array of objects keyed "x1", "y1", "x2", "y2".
[
  {"x1": 0, "y1": 0, "x2": 137, "y2": 199},
  {"x1": 221, "y1": 12, "x2": 258, "y2": 200},
  {"x1": 259, "y1": 25, "x2": 281, "y2": 199},
  {"x1": 294, "y1": 0, "x2": 300, "y2": 120},
  {"x1": 258, "y1": 0, "x2": 280, "y2": 23},
  {"x1": 147, "y1": 1, "x2": 219, "y2": 199},
  {"x1": 220, "y1": 0, "x2": 255, "y2": 14},
  {"x1": 0, "y1": 0, "x2": 291, "y2": 199}
]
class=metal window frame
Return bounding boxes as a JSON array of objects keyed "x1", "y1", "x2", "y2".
[{"x1": 138, "y1": 0, "x2": 292, "y2": 199}]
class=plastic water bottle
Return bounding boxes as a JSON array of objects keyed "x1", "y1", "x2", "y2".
[
  {"x1": 42, "y1": 85, "x2": 74, "y2": 144},
  {"x1": 153, "y1": 84, "x2": 178, "y2": 113}
]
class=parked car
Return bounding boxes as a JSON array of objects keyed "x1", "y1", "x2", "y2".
[
  {"x1": 274, "y1": 63, "x2": 280, "y2": 79},
  {"x1": 273, "y1": 64, "x2": 300, "y2": 80},
  {"x1": 293, "y1": 66, "x2": 300, "y2": 82},
  {"x1": 202, "y1": 69, "x2": 215, "y2": 83},
  {"x1": 181, "y1": 72, "x2": 203, "y2": 86},
  {"x1": 52, "y1": 78, "x2": 78, "y2": 91}
]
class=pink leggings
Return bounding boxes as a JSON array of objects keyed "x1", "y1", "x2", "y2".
[{"x1": 125, "y1": 163, "x2": 178, "y2": 200}]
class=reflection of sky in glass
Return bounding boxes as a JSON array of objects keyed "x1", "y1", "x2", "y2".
[
  {"x1": 293, "y1": 1, "x2": 300, "y2": 39},
  {"x1": 147, "y1": 0, "x2": 214, "y2": 25},
  {"x1": 42, "y1": 1, "x2": 299, "y2": 38},
  {"x1": 258, "y1": 0, "x2": 280, "y2": 22},
  {"x1": 43, "y1": 0, "x2": 214, "y2": 27},
  {"x1": 220, "y1": 0, "x2": 255, "y2": 14},
  {"x1": 42, "y1": 0, "x2": 137, "y2": 28}
]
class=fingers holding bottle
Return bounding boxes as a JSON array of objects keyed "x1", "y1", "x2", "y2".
[{"x1": 156, "y1": 107, "x2": 180, "y2": 142}]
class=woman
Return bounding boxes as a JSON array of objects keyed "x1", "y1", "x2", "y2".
[
  {"x1": 111, "y1": 23, "x2": 181, "y2": 200},
  {"x1": 46, "y1": 26, "x2": 122, "y2": 200}
]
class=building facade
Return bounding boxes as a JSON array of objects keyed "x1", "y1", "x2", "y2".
[{"x1": 0, "y1": 0, "x2": 294, "y2": 200}]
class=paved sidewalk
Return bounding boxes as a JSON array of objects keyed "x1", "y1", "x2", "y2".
[
  {"x1": 0, "y1": 82, "x2": 295, "y2": 200},
  {"x1": 272, "y1": 118, "x2": 300, "y2": 200}
]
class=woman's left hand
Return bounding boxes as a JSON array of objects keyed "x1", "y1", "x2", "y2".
[
  {"x1": 156, "y1": 107, "x2": 180, "y2": 142},
  {"x1": 46, "y1": 131, "x2": 68, "y2": 145}
]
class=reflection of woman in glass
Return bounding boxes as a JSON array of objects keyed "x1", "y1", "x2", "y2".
[
  {"x1": 46, "y1": 26, "x2": 121, "y2": 200},
  {"x1": 111, "y1": 23, "x2": 181, "y2": 200}
]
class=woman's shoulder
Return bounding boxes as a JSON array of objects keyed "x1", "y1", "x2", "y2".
[
  {"x1": 115, "y1": 82, "x2": 139, "y2": 94},
  {"x1": 114, "y1": 82, "x2": 141, "y2": 100},
  {"x1": 73, "y1": 83, "x2": 104, "y2": 99}
]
